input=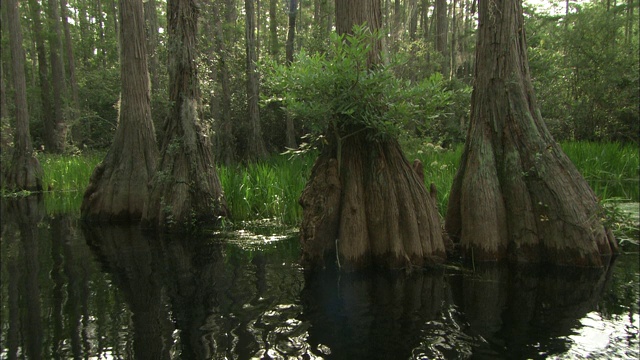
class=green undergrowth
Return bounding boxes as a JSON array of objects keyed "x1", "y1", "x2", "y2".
[
  {"x1": 561, "y1": 142, "x2": 639, "y2": 202},
  {"x1": 217, "y1": 154, "x2": 314, "y2": 228},
  {"x1": 3, "y1": 142, "x2": 637, "y2": 238},
  {"x1": 39, "y1": 151, "x2": 104, "y2": 193}
]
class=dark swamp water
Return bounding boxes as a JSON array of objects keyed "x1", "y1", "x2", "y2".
[{"x1": 1, "y1": 196, "x2": 638, "y2": 360}]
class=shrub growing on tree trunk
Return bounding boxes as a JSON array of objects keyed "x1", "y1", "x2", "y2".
[{"x1": 266, "y1": 1, "x2": 447, "y2": 270}]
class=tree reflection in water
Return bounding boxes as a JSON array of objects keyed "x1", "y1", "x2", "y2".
[
  {"x1": 2, "y1": 196, "x2": 46, "y2": 360},
  {"x1": 0, "y1": 203, "x2": 629, "y2": 359},
  {"x1": 451, "y1": 262, "x2": 614, "y2": 359},
  {"x1": 84, "y1": 226, "x2": 308, "y2": 359},
  {"x1": 300, "y1": 267, "x2": 479, "y2": 359}
]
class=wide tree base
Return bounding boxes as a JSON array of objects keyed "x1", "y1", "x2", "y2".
[
  {"x1": 299, "y1": 133, "x2": 446, "y2": 271},
  {"x1": 3, "y1": 152, "x2": 43, "y2": 192},
  {"x1": 81, "y1": 145, "x2": 157, "y2": 223},
  {"x1": 446, "y1": 131, "x2": 618, "y2": 268},
  {"x1": 142, "y1": 98, "x2": 229, "y2": 232}
]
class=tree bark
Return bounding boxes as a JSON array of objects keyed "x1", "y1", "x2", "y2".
[
  {"x1": 96, "y1": 0, "x2": 108, "y2": 68},
  {"x1": 299, "y1": 0, "x2": 446, "y2": 271},
  {"x1": 143, "y1": 0, "x2": 228, "y2": 231},
  {"x1": 212, "y1": 0, "x2": 236, "y2": 165},
  {"x1": 435, "y1": 0, "x2": 448, "y2": 73},
  {"x1": 144, "y1": 0, "x2": 160, "y2": 93},
  {"x1": 4, "y1": 0, "x2": 44, "y2": 192},
  {"x1": 28, "y1": 0, "x2": 54, "y2": 144},
  {"x1": 285, "y1": 0, "x2": 297, "y2": 65},
  {"x1": 269, "y1": 0, "x2": 279, "y2": 58},
  {"x1": 81, "y1": 0, "x2": 159, "y2": 223},
  {"x1": 284, "y1": 0, "x2": 298, "y2": 149},
  {"x1": 409, "y1": 0, "x2": 419, "y2": 40},
  {"x1": 0, "y1": 62, "x2": 7, "y2": 122},
  {"x1": 47, "y1": 0, "x2": 68, "y2": 153},
  {"x1": 445, "y1": 0, "x2": 617, "y2": 267},
  {"x1": 77, "y1": 0, "x2": 91, "y2": 66},
  {"x1": 60, "y1": 0, "x2": 79, "y2": 106},
  {"x1": 244, "y1": 0, "x2": 268, "y2": 161}
]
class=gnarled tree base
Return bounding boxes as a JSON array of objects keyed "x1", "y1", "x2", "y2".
[
  {"x1": 445, "y1": 0, "x2": 617, "y2": 268},
  {"x1": 142, "y1": 98, "x2": 229, "y2": 232},
  {"x1": 446, "y1": 138, "x2": 617, "y2": 268},
  {"x1": 3, "y1": 152, "x2": 43, "y2": 192},
  {"x1": 81, "y1": 145, "x2": 157, "y2": 223},
  {"x1": 300, "y1": 133, "x2": 446, "y2": 271}
]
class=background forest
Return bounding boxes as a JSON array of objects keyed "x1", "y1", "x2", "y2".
[{"x1": 1, "y1": 0, "x2": 637, "y2": 164}]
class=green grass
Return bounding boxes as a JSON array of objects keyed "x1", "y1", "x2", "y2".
[
  {"x1": 409, "y1": 144, "x2": 464, "y2": 213},
  {"x1": 561, "y1": 142, "x2": 639, "y2": 202},
  {"x1": 39, "y1": 151, "x2": 104, "y2": 214},
  {"x1": 39, "y1": 151, "x2": 104, "y2": 193},
  {"x1": 10, "y1": 141, "x2": 637, "y2": 230},
  {"x1": 217, "y1": 153, "x2": 314, "y2": 227}
]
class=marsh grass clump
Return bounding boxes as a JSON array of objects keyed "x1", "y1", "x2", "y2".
[
  {"x1": 407, "y1": 143, "x2": 463, "y2": 216},
  {"x1": 561, "y1": 142, "x2": 639, "y2": 202},
  {"x1": 40, "y1": 151, "x2": 104, "y2": 193},
  {"x1": 218, "y1": 153, "x2": 314, "y2": 227}
]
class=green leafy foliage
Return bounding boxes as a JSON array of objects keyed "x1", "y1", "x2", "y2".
[
  {"x1": 261, "y1": 25, "x2": 456, "y2": 144},
  {"x1": 526, "y1": 2, "x2": 639, "y2": 143}
]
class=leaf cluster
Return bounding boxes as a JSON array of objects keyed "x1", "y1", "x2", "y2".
[{"x1": 261, "y1": 25, "x2": 454, "y2": 143}]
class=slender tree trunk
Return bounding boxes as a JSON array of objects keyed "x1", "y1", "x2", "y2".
[
  {"x1": 409, "y1": 0, "x2": 419, "y2": 40},
  {"x1": 5, "y1": 0, "x2": 44, "y2": 192},
  {"x1": 28, "y1": 0, "x2": 54, "y2": 144},
  {"x1": 300, "y1": 0, "x2": 446, "y2": 271},
  {"x1": 393, "y1": 0, "x2": 402, "y2": 41},
  {"x1": 245, "y1": 0, "x2": 268, "y2": 160},
  {"x1": 212, "y1": 1, "x2": 236, "y2": 165},
  {"x1": 435, "y1": 0, "x2": 448, "y2": 73},
  {"x1": 82, "y1": 0, "x2": 159, "y2": 223},
  {"x1": 110, "y1": 0, "x2": 121, "y2": 55},
  {"x1": 445, "y1": 0, "x2": 617, "y2": 267},
  {"x1": 47, "y1": 0, "x2": 68, "y2": 153},
  {"x1": 284, "y1": 0, "x2": 298, "y2": 148},
  {"x1": 421, "y1": 0, "x2": 430, "y2": 40},
  {"x1": 0, "y1": 62, "x2": 7, "y2": 122},
  {"x1": 59, "y1": 0, "x2": 79, "y2": 106},
  {"x1": 77, "y1": 0, "x2": 91, "y2": 66},
  {"x1": 144, "y1": 0, "x2": 160, "y2": 93},
  {"x1": 624, "y1": 0, "x2": 633, "y2": 45},
  {"x1": 143, "y1": 0, "x2": 228, "y2": 230},
  {"x1": 449, "y1": 0, "x2": 457, "y2": 79},
  {"x1": 96, "y1": 0, "x2": 107, "y2": 68},
  {"x1": 286, "y1": 0, "x2": 297, "y2": 65},
  {"x1": 269, "y1": 0, "x2": 279, "y2": 58}
]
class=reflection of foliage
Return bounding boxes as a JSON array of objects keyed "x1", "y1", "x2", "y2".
[
  {"x1": 601, "y1": 201, "x2": 639, "y2": 248},
  {"x1": 599, "y1": 254, "x2": 639, "y2": 333}
]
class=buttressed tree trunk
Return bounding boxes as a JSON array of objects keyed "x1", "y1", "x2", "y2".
[
  {"x1": 143, "y1": 0, "x2": 229, "y2": 231},
  {"x1": 299, "y1": 0, "x2": 446, "y2": 271},
  {"x1": 445, "y1": 0, "x2": 617, "y2": 267},
  {"x1": 81, "y1": 0, "x2": 158, "y2": 223},
  {"x1": 5, "y1": 0, "x2": 44, "y2": 192}
]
